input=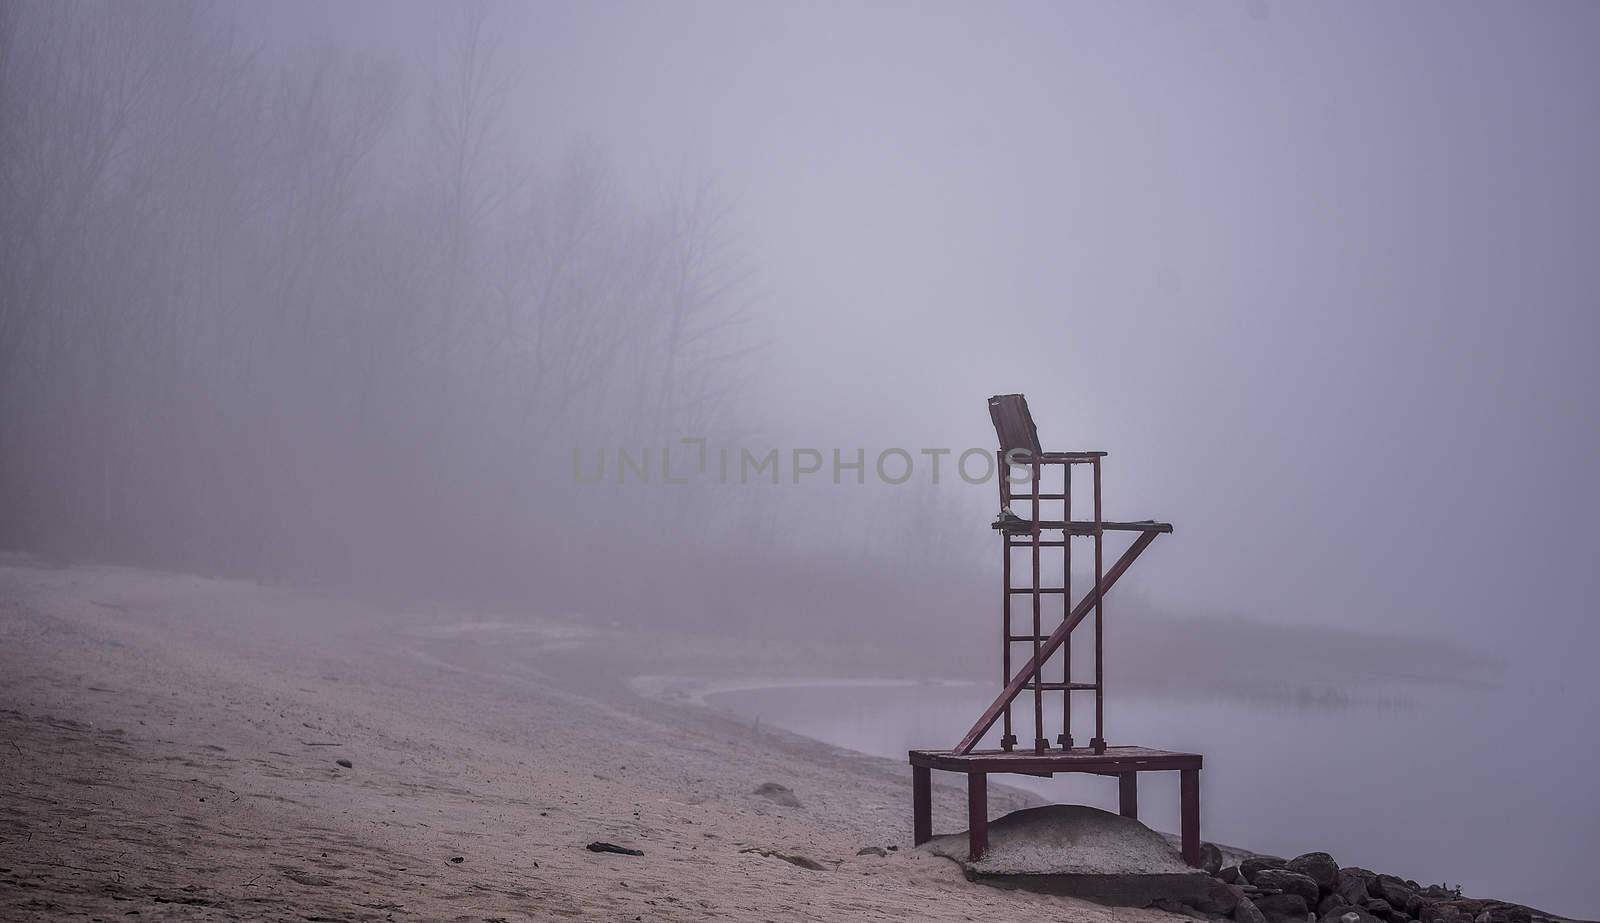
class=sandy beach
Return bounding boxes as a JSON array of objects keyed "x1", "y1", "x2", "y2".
[{"x1": 0, "y1": 558, "x2": 1174, "y2": 922}]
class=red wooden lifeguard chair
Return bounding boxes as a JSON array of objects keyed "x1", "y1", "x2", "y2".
[{"x1": 909, "y1": 394, "x2": 1203, "y2": 864}]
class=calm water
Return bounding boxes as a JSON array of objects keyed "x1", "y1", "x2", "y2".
[{"x1": 707, "y1": 678, "x2": 1597, "y2": 919}]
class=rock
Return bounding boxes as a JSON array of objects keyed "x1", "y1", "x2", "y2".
[
  {"x1": 1366, "y1": 899, "x2": 1394, "y2": 917},
  {"x1": 1421, "y1": 905, "x2": 1466, "y2": 923},
  {"x1": 448, "y1": 856, "x2": 464, "y2": 864},
  {"x1": 1195, "y1": 842, "x2": 1225, "y2": 875},
  {"x1": 1242, "y1": 856, "x2": 1290, "y2": 883},
  {"x1": 1234, "y1": 896, "x2": 1268, "y2": 923},
  {"x1": 586, "y1": 842, "x2": 643, "y2": 857},
  {"x1": 1319, "y1": 894, "x2": 1350, "y2": 915},
  {"x1": 1254, "y1": 892, "x2": 1310, "y2": 923},
  {"x1": 1375, "y1": 877, "x2": 1418, "y2": 914},
  {"x1": 1320, "y1": 908, "x2": 1384, "y2": 923},
  {"x1": 1219, "y1": 865, "x2": 1243, "y2": 884},
  {"x1": 855, "y1": 846, "x2": 887, "y2": 857},
  {"x1": 752, "y1": 782, "x2": 801, "y2": 807},
  {"x1": 1289, "y1": 852, "x2": 1341, "y2": 893},
  {"x1": 1192, "y1": 882, "x2": 1241, "y2": 916},
  {"x1": 1255, "y1": 869, "x2": 1321, "y2": 905},
  {"x1": 1338, "y1": 881, "x2": 1373, "y2": 905},
  {"x1": 1153, "y1": 898, "x2": 1212, "y2": 919},
  {"x1": 335, "y1": 758, "x2": 352, "y2": 769},
  {"x1": 1338, "y1": 869, "x2": 1377, "y2": 905}
]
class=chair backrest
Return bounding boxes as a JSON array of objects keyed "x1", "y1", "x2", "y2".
[{"x1": 988, "y1": 394, "x2": 1041, "y2": 457}]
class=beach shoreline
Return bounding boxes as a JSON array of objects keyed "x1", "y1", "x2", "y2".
[{"x1": 0, "y1": 559, "x2": 1160, "y2": 922}]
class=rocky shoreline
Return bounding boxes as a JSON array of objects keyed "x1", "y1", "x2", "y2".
[{"x1": 1196, "y1": 850, "x2": 1578, "y2": 923}]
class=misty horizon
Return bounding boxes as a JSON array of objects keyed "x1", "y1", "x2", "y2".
[{"x1": 2, "y1": 2, "x2": 1597, "y2": 919}]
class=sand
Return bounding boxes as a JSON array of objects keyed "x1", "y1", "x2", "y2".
[
  {"x1": 0, "y1": 559, "x2": 1170, "y2": 922},
  {"x1": 926, "y1": 805, "x2": 1197, "y2": 877}
]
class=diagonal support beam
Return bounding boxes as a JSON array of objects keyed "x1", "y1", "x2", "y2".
[{"x1": 954, "y1": 531, "x2": 1162, "y2": 754}]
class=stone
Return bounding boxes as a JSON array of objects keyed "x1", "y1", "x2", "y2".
[
  {"x1": 1420, "y1": 905, "x2": 1465, "y2": 923},
  {"x1": 1320, "y1": 908, "x2": 1384, "y2": 923},
  {"x1": 1234, "y1": 896, "x2": 1268, "y2": 923},
  {"x1": 855, "y1": 846, "x2": 887, "y2": 857},
  {"x1": 1338, "y1": 869, "x2": 1377, "y2": 905},
  {"x1": 752, "y1": 782, "x2": 801, "y2": 807},
  {"x1": 1367, "y1": 899, "x2": 1395, "y2": 917},
  {"x1": 1255, "y1": 869, "x2": 1321, "y2": 905},
  {"x1": 1319, "y1": 894, "x2": 1350, "y2": 915},
  {"x1": 1153, "y1": 898, "x2": 1213, "y2": 919},
  {"x1": 1241, "y1": 856, "x2": 1290, "y2": 883},
  {"x1": 1200, "y1": 842, "x2": 1225, "y2": 876},
  {"x1": 1219, "y1": 866, "x2": 1243, "y2": 884},
  {"x1": 1339, "y1": 881, "x2": 1372, "y2": 905},
  {"x1": 1254, "y1": 892, "x2": 1310, "y2": 923},
  {"x1": 1288, "y1": 852, "x2": 1341, "y2": 893},
  {"x1": 1192, "y1": 881, "x2": 1241, "y2": 915},
  {"x1": 1376, "y1": 876, "x2": 1418, "y2": 910},
  {"x1": 1339, "y1": 880, "x2": 1373, "y2": 905}
]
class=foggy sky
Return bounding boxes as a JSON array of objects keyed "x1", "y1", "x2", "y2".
[
  {"x1": 254, "y1": 1, "x2": 1600, "y2": 655},
  {"x1": 9, "y1": 2, "x2": 1600, "y2": 685}
]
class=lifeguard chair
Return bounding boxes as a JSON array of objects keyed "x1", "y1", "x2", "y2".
[{"x1": 908, "y1": 394, "x2": 1203, "y2": 864}]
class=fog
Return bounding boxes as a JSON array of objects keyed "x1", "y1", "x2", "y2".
[{"x1": 3, "y1": 0, "x2": 1597, "y2": 912}]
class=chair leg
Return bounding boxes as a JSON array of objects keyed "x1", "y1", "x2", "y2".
[
  {"x1": 912, "y1": 765, "x2": 932, "y2": 845},
  {"x1": 967, "y1": 771, "x2": 988, "y2": 860},
  {"x1": 1119, "y1": 772, "x2": 1138, "y2": 819},
  {"x1": 1180, "y1": 768, "x2": 1200, "y2": 867}
]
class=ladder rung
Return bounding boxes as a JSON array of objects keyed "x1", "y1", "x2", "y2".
[
  {"x1": 1022, "y1": 682, "x2": 1098, "y2": 691},
  {"x1": 1008, "y1": 540, "x2": 1068, "y2": 546},
  {"x1": 1010, "y1": 493, "x2": 1069, "y2": 500},
  {"x1": 1006, "y1": 587, "x2": 1065, "y2": 594}
]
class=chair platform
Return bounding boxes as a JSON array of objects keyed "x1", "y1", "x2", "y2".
[
  {"x1": 909, "y1": 745, "x2": 1203, "y2": 866},
  {"x1": 910, "y1": 745, "x2": 1199, "y2": 773}
]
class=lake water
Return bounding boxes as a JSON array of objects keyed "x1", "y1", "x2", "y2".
[{"x1": 706, "y1": 677, "x2": 1597, "y2": 919}]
